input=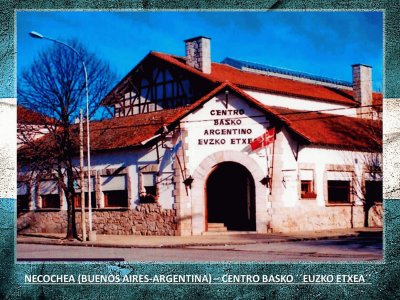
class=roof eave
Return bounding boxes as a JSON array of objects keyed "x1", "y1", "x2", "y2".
[
  {"x1": 101, "y1": 51, "x2": 155, "y2": 106},
  {"x1": 232, "y1": 83, "x2": 358, "y2": 107},
  {"x1": 306, "y1": 142, "x2": 382, "y2": 153}
]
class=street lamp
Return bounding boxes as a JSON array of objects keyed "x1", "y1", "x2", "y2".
[{"x1": 29, "y1": 31, "x2": 94, "y2": 240}]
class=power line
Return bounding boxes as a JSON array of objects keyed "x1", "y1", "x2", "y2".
[
  {"x1": 19, "y1": 101, "x2": 382, "y2": 132},
  {"x1": 83, "y1": 109, "x2": 381, "y2": 133},
  {"x1": 177, "y1": 104, "x2": 382, "y2": 125}
]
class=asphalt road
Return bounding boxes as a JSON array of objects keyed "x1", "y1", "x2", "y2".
[{"x1": 17, "y1": 234, "x2": 382, "y2": 262}]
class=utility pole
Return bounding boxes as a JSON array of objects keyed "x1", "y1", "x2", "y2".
[{"x1": 79, "y1": 109, "x2": 87, "y2": 242}]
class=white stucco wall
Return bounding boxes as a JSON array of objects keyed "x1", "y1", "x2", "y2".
[
  {"x1": 244, "y1": 89, "x2": 358, "y2": 116},
  {"x1": 84, "y1": 145, "x2": 175, "y2": 210},
  {"x1": 18, "y1": 88, "x2": 380, "y2": 233},
  {"x1": 181, "y1": 91, "x2": 275, "y2": 233},
  {"x1": 183, "y1": 92, "x2": 271, "y2": 178},
  {"x1": 299, "y1": 146, "x2": 381, "y2": 205},
  {"x1": 179, "y1": 90, "x2": 381, "y2": 232},
  {"x1": 273, "y1": 127, "x2": 381, "y2": 208},
  {"x1": 22, "y1": 141, "x2": 176, "y2": 211},
  {"x1": 274, "y1": 128, "x2": 300, "y2": 207}
]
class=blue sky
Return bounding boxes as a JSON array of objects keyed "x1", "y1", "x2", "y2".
[{"x1": 17, "y1": 11, "x2": 383, "y2": 91}]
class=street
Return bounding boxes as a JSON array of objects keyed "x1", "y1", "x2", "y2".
[{"x1": 17, "y1": 234, "x2": 382, "y2": 262}]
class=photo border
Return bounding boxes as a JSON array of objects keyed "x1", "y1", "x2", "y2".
[{"x1": 1, "y1": 1, "x2": 399, "y2": 298}]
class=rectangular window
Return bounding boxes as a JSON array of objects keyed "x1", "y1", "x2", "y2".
[
  {"x1": 101, "y1": 175, "x2": 128, "y2": 207},
  {"x1": 365, "y1": 180, "x2": 383, "y2": 204},
  {"x1": 39, "y1": 180, "x2": 60, "y2": 209},
  {"x1": 17, "y1": 182, "x2": 30, "y2": 212},
  {"x1": 143, "y1": 173, "x2": 157, "y2": 196},
  {"x1": 165, "y1": 82, "x2": 173, "y2": 98},
  {"x1": 41, "y1": 195, "x2": 60, "y2": 209},
  {"x1": 147, "y1": 102, "x2": 155, "y2": 112},
  {"x1": 73, "y1": 178, "x2": 96, "y2": 208},
  {"x1": 140, "y1": 173, "x2": 157, "y2": 203},
  {"x1": 300, "y1": 169, "x2": 316, "y2": 199},
  {"x1": 156, "y1": 84, "x2": 163, "y2": 100},
  {"x1": 104, "y1": 190, "x2": 128, "y2": 207},
  {"x1": 327, "y1": 171, "x2": 352, "y2": 204},
  {"x1": 74, "y1": 192, "x2": 97, "y2": 209},
  {"x1": 301, "y1": 180, "x2": 313, "y2": 194},
  {"x1": 181, "y1": 80, "x2": 191, "y2": 97}
]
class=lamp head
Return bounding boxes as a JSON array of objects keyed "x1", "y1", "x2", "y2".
[
  {"x1": 29, "y1": 31, "x2": 44, "y2": 39},
  {"x1": 183, "y1": 176, "x2": 194, "y2": 189}
]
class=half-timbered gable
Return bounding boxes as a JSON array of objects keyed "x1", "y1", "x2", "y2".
[{"x1": 103, "y1": 53, "x2": 214, "y2": 117}]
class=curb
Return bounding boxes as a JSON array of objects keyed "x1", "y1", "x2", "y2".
[{"x1": 16, "y1": 233, "x2": 365, "y2": 249}]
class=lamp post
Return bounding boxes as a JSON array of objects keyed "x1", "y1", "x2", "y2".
[{"x1": 29, "y1": 31, "x2": 94, "y2": 240}]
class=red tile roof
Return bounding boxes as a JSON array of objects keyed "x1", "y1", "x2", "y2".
[
  {"x1": 17, "y1": 106, "x2": 55, "y2": 125},
  {"x1": 150, "y1": 52, "x2": 368, "y2": 106},
  {"x1": 88, "y1": 107, "x2": 189, "y2": 151},
  {"x1": 76, "y1": 82, "x2": 384, "y2": 152},
  {"x1": 18, "y1": 107, "x2": 191, "y2": 159},
  {"x1": 145, "y1": 82, "x2": 381, "y2": 152},
  {"x1": 266, "y1": 106, "x2": 382, "y2": 152},
  {"x1": 373, "y1": 93, "x2": 383, "y2": 112},
  {"x1": 20, "y1": 84, "x2": 381, "y2": 156},
  {"x1": 103, "y1": 51, "x2": 383, "y2": 110}
]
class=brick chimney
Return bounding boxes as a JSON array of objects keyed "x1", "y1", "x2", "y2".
[
  {"x1": 184, "y1": 36, "x2": 211, "y2": 74},
  {"x1": 352, "y1": 64, "x2": 373, "y2": 118}
]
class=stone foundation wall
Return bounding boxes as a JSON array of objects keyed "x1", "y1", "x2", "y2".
[
  {"x1": 368, "y1": 203, "x2": 383, "y2": 227},
  {"x1": 18, "y1": 204, "x2": 177, "y2": 236},
  {"x1": 271, "y1": 205, "x2": 369, "y2": 233},
  {"x1": 17, "y1": 203, "x2": 382, "y2": 235},
  {"x1": 18, "y1": 211, "x2": 67, "y2": 234}
]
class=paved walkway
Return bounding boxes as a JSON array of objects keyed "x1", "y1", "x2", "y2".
[{"x1": 17, "y1": 227, "x2": 382, "y2": 248}]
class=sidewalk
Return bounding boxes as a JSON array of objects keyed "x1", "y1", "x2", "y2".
[{"x1": 17, "y1": 227, "x2": 382, "y2": 248}]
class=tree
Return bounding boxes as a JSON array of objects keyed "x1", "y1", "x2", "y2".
[
  {"x1": 17, "y1": 39, "x2": 116, "y2": 240},
  {"x1": 344, "y1": 118, "x2": 382, "y2": 228},
  {"x1": 352, "y1": 151, "x2": 382, "y2": 228}
]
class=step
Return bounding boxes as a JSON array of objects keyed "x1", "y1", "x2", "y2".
[
  {"x1": 207, "y1": 227, "x2": 228, "y2": 232},
  {"x1": 202, "y1": 231, "x2": 257, "y2": 236},
  {"x1": 206, "y1": 223, "x2": 228, "y2": 233},
  {"x1": 207, "y1": 223, "x2": 226, "y2": 229}
]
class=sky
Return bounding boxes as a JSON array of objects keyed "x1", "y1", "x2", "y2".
[{"x1": 17, "y1": 11, "x2": 383, "y2": 91}]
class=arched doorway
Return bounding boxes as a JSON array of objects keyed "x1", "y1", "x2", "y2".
[{"x1": 206, "y1": 162, "x2": 256, "y2": 231}]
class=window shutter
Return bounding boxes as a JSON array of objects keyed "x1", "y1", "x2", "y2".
[
  {"x1": 300, "y1": 170, "x2": 313, "y2": 181},
  {"x1": 40, "y1": 180, "x2": 58, "y2": 194},
  {"x1": 17, "y1": 182, "x2": 28, "y2": 195},
  {"x1": 74, "y1": 177, "x2": 95, "y2": 192},
  {"x1": 364, "y1": 172, "x2": 383, "y2": 181},
  {"x1": 142, "y1": 173, "x2": 156, "y2": 186},
  {"x1": 327, "y1": 171, "x2": 352, "y2": 181},
  {"x1": 101, "y1": 175, "x2": 126, "y2": 191}
]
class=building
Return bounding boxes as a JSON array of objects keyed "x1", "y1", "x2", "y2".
[{"x1": 17, "y1": 36, "x2": 382, "y2": 236}]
